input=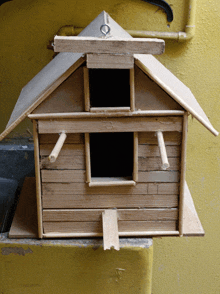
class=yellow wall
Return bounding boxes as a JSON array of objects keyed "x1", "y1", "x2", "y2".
[{"x1": 0, "y1": 0, "x2": 220, "y2": 293}]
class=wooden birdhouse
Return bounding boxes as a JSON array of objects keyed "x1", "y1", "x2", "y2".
[{"x1": 1, "y1": 11, "x2": 218, "y2": 250}]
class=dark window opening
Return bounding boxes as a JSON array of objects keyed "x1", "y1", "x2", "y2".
[
  {"x1": 89, "y1": 69, "x2": 130, "y2": 108},
  {"x1": 90, "y1": 132, "x2": 133, "y2": 178}
]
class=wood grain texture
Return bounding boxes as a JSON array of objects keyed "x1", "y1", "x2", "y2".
[
  {"x1": 138, "y1": 144, "x2": 180, "y2": 157},
  {"x1": 87, "y1": 54, "x2": 134, "y2": 69},
  {"x1": 54, "y1": 36, "x2": 165, "y2": 55},
  {"x1": 38, "y1": 117, "x2": 183, "y2": 134},
  {"x1": 102, "y1": 210, "x2": 119, "y2": 250},
  {"x1": 138, "y1": 157, "x2": 180, "y2": 171},
  {"x1": 41, "y1": 170, "x2": 86, "y2": 182},
  {"x1": 138, "y1": 131, "x2": 182, "y2": 145},
  {"x1": 42, "y1": 208, "x2": 178, "y2": 222},
  {"x1": 83, "y1": 67, "x2": 90, "y2": 111},
  {"x1": 40, "y1": 155, "x2": 85, "y2": 170},
  {"x1": 138, "y1": 171, "x2": 179, "y2": 183},
  {"x1": 42, "y1": 194, "x2": 179, "y2": 209},
  {"x1": 130, "y1": 68, "x2": 135, "y2": 111},
  {"x1": 43, "y1": 220, "x2": 176, "y2": 234},
  {"x1": 42, "y1": 182, "x2": 178, "y2": 195},
  {"x1": 39, "y1": 133, "x2": 84, "y2": 144},
  {"x1": 32, "y1": 66, "x2": 84, "y2": 114},
  {"x1": 40, "y1": 144, "x2": 85, "y2": 156}
]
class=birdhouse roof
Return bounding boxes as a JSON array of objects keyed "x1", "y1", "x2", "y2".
[{"x1": 0, "y1": 11, "x2": 218, "y2": 140}]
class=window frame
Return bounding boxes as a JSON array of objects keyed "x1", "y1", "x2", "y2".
[{"x1": 85, "y1": 132, "x2": 138, "y2": 187}]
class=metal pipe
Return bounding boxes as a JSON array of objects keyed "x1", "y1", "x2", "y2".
[{"x1": 55, "y1": 0, "x2": 196, "y2": 42}]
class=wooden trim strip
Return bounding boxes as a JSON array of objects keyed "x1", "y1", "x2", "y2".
[
  {"x1": 90, "y1": 107, "x2": 130, "y2": 113},
  {"x1": 133, "y1": 132, "x2": 138, "y2": 182},
  {"x1": 89, "y1": 180, "x2": 136, "y2": 187},
  {"x1": 33, "y1": 120, "x2": 43, "y2": 238},
  {"x1": 130, "y1": 68, "x2": 135, "y2": 111},
  {"x1": 179, "y1": 112, "x2": 188, "y2": 236},
  {"x1": 85, "y1": 133, "x2": 91, "y2": 184},
  {"x1": 38, "y1": 117, "x2": 183, "y2": 134},
  {"x1": 28, "y1": 110, "x2": 185, "y2": 120},
  {"x1": 83, "y1": 67, "x2": 90, "y2": 111}
]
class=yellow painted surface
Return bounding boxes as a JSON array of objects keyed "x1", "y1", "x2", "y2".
[
  {"x1": 0, "y1": 241, "x2": 153, "y2": 294},
  {"x1": 0, "y1": 0, "x2": 220, "y2": 293}
]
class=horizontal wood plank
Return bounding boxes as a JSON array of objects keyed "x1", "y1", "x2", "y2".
[
  {"x1": 54, "y1": 36, "x2": 165, "y2": 55},
  {"x1": 43, "y1": 220, "x2": 176, "y2": 234},
  {"x1": 40, "y1": 144, "x2": 85, "y2": 156},
  {"x1": 43, "y1": 208, "x2": 178, "y2": 222},
  {"x1": 41, "y1": 170, "x2": 86, "y2": 182},
  {"x1": 39, "y1": 133, "x2": 84, "y2": 144},
  {"x1": 138, "y1": 132, "x2": 182, "y2": 145},
  {"x1": 38, "y1": 117, "x2": 183, "y2": 134},
  {"x1": 40, "y1": 155, "x2": 85, "y2": 170},
  {"x1": 138, "y1": 145, "x2": 180, "y2": 157},
  {"x1": 138, "y1": 171, "x2": 179, "y2": 183},
  {"x1": 138, "y1": 157, "x2": 180, "y2": 171},
  {"x1": 42, "y1": 182, "x2": 179, "y2": 195},
  {"x1": 87, "y1": 54, "x2": 134, "y2": 69},
  {"x1": 42, "y1": 194, "x2": 179, "y2": 209}
]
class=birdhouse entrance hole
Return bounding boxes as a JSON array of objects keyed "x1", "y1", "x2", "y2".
[
  {"x1": 89, "y1": 69, "x2": 130, "y2": 108},
  {"x1": 90, "y1": 132, "x2": 133, "y2": 179}
]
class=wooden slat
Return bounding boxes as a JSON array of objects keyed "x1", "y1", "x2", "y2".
[
  {"x1": 40, "y1": 144, "x2": 84, "y2": 156},
  {"x1": 138, "y1": 171, "x2": 179, "y2": 183},
  {"x1": 54, "y1": 36, "x2": 165, "y2": 55},
  {"x1": 83, "y1": 67, "x2": 90, "y2": 111},
  {"x1": 90, "y1": 107, "x2": 130, "y2": 113},
  {"x1": 33, "y1": 120, "x2": 43, "y2": 238},
  {"x1": 102, "y1": 210, "x2": 119, "y2": 250},
  {"x1": 138, "y1": 132, "x2": 182, "y2": 145},
  {"x1": 39, "y1": 133, "x2": 84, "y2": 144},
  {"x1": 43, "y1": 220, "x2": 176, "y2": 234},
  {"x1": 40, "y1": 155, "x2": 85, "y2": 170},
  {"x1": 42, "y1": 208, "x2": 178, "y2": 222},
  {"x1": 38, "y1": 117, "x2": 183, "y2": 134},
  {"x1": 133, "y1": 132, "x2": 138, "y2": 181},
  {"x1": 138, "y1": 145, "x2": 180, "y2": 157},
  {"x1": 42, "y1": 182, "x2": 178, "y2": 195},
  {"x1": 130, "y1": 68, "x2": 135, "y2": 111},
  {"x1": 42, "y1": 194, "x2": 179, "y2": 209},
  {"x1": 87, "y1": 54, "x2": 134, "y2": 69},
  {"x1": 41, "y1": 170, "x2": 86, "y2": 183},
  {"x1": 138, "y1": 157, "x2": 180, "y2": 171}
]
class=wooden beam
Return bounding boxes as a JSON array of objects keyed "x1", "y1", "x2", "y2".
[
  {"x1": 54, "y1": 36, "x2": 165, "y2": 55},
  {"x1": 38, "y1": 117, "x2": 183, "y2": 134},
  {"x1": 102, "y1": 210, "x2": 119, "y2": 250},
  {"x1": 87, "y1": 54, "x2": 134, "y2": 69},
  {"x1": 28, "y1": 110, "x2": 185, "y2": 120}
]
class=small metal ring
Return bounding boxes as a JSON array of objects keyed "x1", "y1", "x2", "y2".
[{"x1": 100, "y1": 24, "x2": 111, "y2": 36}]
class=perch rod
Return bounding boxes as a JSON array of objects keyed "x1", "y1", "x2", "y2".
[
  {"x1": 156, "y1": 131, "x2": 170, "y2": 170},
  {"x1": 48, "y1": 131, "x2": 67, "y2": 163}
]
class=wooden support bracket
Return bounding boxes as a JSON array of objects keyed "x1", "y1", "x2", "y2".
[
  {"x1": 156, "y1": 131, "x2": 170, "y2": 170},
  {"x1": 102, "y1": 210, "x2": 119, "y2": 251},
  {"x1": 48, "y1": 131, "x2": 67, "y2": 163}
]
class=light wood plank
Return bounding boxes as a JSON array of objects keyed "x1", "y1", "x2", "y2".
[
  {"x1": 179, "y1": 112, "x2": 188, "y2": 236},
  {"x1": 54, "y1": 36, "x2": 165, "y2": 55},
  {"x1": 87, "y1": 54, "x2": 134, "y2": 69},
  {"x1": 138, "y1": 145, "x2": 180, "y2": 157},
  {"x1": 83, "y1": 67, "x2": 90, "y2": 111},
  {"x1": 33, "y1": 120, "x2": 43, "y2": 238},
  {"x1": 41, "y1": 170, "x2": 86, "y2": 183},
  {"x1": 43, "y1": 220, "x2": 176, "y2": 234},
  {"x1": 40, "y1": 144, "x2": 85, "y2": 156},
  {"x1": 138, "y1": 157, "x2": 180, "y2": 171},
  {"x1": 29, "y1": 110, "x2": 185, "y2": 120},
  {"x1": 38, "y1": 117, "x2": 183, "y2": 134},
  {"x1": 138, "y1": 131, "x2": 182, "y2": 145},
  {"x1": 42, "y1": 182, "x2": 179, "y2": 195},
  {"x1": 42, "y1": 208, "x2": 178, "y2": 222},
  {"x1": 39, "y1": 133, "x2": 84, "y2": 144},
  {"x1": 42, "y1": 194, "x2": 179, "y2": 209},
  {"x1": 40, "y1": 155, "x2": 85, "y2": 170},
  {"x1": 102, "y1": 210, "x2": 119, "y2": 250},
  {"x1": 138, "y1": 171, "x2": 179, "y2": 183}
]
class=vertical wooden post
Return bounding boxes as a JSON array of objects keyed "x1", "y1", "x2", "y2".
[
  {"x1": 179, "y1": 112, "x2": 188, "y2": 236},
  {"x1": 83, "y1": 67, "x2": 90, "y2": 111},
  {"x1": 133, "y1": 132, "x2": 138, "y2": 182},
  {"x1": 130, "y1": 67, "x2": 135, "y2": 112},
  {"x1": 33, "y1": 120, "x2": 43, "y2": 238},
  {"x1": 85, "y1": 133, "x2": 91, "y2": 183},
  {"x1": 156, "y1": 131, "x2": 170, "y2": 170}
]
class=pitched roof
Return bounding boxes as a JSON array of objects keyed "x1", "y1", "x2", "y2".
[{"x1": 0, "y1": 11, "x2": 218, "y2": 140}]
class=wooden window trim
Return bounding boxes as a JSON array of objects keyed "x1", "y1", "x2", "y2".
[{"x1": 85, "y1": 132, "x2": 138, "y2": 187}]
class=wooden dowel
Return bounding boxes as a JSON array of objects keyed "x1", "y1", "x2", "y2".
[
  {"x1": 48, "y1": 131, "x2": 67, "y2": 163},
  {"x1": 28, "y1": 110, "x2": 185, "y2": 120},
  {"x1": 133, "y1": 132, "x2": 138, "y2": 182},
  {"x1": 130, "y1": 68, "x2": 135, "y2": 111},
  {"x1": 89, "y1": 180, "x2": 136, "y2": 187},
  {"x1": 156, "y1": 131, "x2": 170, "y2": 170},
  {"x1": 85, "y1": 133, "x2": 91, "y2": 183}
]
